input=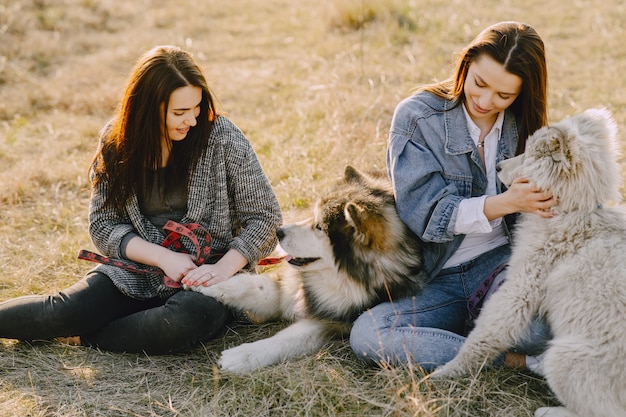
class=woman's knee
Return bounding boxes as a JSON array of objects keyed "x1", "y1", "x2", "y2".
[
  {"x1": 164, "y1": 291, "x2": 231, "y2": 338},
  {"x1": 350, "y1": 307, "x2": 388, "y2": 364}
]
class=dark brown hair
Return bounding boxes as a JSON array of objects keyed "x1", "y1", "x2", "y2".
[
  {"x1": 423, "y1": 21, "x2": 548, "y2": 155},
  {"x1": 92, "y1": 45, "x2": 218, "y2": 213}
]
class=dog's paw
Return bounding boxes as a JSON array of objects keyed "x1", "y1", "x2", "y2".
[
  {"x1": 430, "y1": 361, "x2": 467, "y2": 380},
  {"x1": 191, "y1": 283, "x2": 227, "y2": 301},
  {"x1": 534, "y1": 407, "x2": 578, "y2": 417},
  {"x1": 218, "y1": 343, "x2": 273, "y2": 374},
  {"x1": 189, "y1": 274, "x2": 249, "y2": 305}
]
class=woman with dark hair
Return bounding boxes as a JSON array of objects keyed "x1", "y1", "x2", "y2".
[
  {"x1": 350, "y1": 22, "x2": 553, "y2": 372},
  {"x1": 0, "y1": 45, "x2": 282, "y2": 354}
]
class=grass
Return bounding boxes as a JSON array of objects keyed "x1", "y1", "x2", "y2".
[{"x1": 0, "y1": 0, "x2": 624, "y2": 415}]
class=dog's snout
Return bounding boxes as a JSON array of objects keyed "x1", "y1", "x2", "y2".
[
  {"x1": 276, "y1": 227, "x2": 285, "y2": 240},
  {"x1": 496, "y1": 163, "x2": 502, "y2": 172}
]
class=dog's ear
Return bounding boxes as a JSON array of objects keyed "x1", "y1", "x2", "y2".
[
  {"x1": 545, "y1": 127, "x2": 571, "y2": 163},
  {"x1": 344, "y1": 165, "x2": 391, "y2": 192},
  {"x1": 345, "y1": 202, "x2": 374, "y2": 246},
  {"x1": 344, "y1": 202, "x2": 364, "y2": 232},
  {"x1": 344, "y1": 165, "x2": 365, "y2": 184},
  {"x1": 539, "y1": 126, "x2": 581, "y2": 174},
  {"x1": 344, "y1": 202, "x2": 385, "y2": 248}
]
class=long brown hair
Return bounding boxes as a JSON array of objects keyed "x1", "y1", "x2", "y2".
[
  {"x1": 92, "y1": 45, "x2": 218, "y2": 213},
  {"x1": 423, "y1": 21, "x2": 548, "y2": 155}
]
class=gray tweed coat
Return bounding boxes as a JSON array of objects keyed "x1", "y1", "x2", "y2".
[{"x1": 88, "y1": 116, "x2": 283, "y2": 299}]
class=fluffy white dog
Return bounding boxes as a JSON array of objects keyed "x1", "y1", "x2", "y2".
[{"x1": 432, "y1": 108, "x2": 626, "y2": 417}]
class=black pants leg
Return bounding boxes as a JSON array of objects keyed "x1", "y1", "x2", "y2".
[
  {"x1": 0, "y1": 271, "x2": 230, "y2": 354},
  {"x1": 82, "y1": 289, "x2": 231, "y2": 354}
]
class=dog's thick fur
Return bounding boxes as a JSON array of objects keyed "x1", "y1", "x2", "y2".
[
  {"x1": 432, "y1": 109, "x2": 626, "y2": 417},
  {"x1": 194, "y1": 165, "x2": 426, "y2": 373}
]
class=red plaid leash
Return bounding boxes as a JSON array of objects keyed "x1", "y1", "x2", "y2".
[{"x1": 78, "y1": 220, "x2": 285, "y2": 289}]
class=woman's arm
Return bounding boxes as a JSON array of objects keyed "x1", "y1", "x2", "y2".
[
  {"x1": 123, "y1": 235, "x2": 198, "y2": 283},
  {"x1": 88, "y1": 169, "x2": 136, "y2": 258},
  {"x1": 182, "y1": 117, "x2": 282, "y2": 287},
  {"x1": 388, "y1": 128, "x2": 461, "y2": 243},
  {"x1": 221, "y1": 122, "x2": 283, "y2": 262},
  {"x1": 484, "y1": 177, "x2": 555, "y2": 220}
]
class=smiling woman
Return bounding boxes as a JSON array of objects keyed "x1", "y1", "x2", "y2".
[
  {"x1": 463, "y1": 55, "x2": 522, "y2": 132},
  {"x1": 165, "y1": 85, "x2": 202, "y2": 143},
  {"x1": 0, "y1": 45, "x2": 283, "y2": 354},
  {"x1": 350, "y1": 21, "x2": 554, "y2": 373}
]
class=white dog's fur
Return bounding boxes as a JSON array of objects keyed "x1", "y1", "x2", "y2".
[
  {"x1": 432, "y1": 108, "x2": 626, "y2": 417},
  {"x1": 193, "y1": 166, "x2": 425, "y2": 373}
]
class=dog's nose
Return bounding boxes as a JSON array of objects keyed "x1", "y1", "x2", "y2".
[
  {"x1": 276, "y1": 227, "x2": 285, "y2": 239},
  {"x1": 496, "y1": 163, "x2": 502, "y2": 172}
]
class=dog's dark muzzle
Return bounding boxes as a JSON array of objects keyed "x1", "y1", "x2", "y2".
[{"x1": 286, "y1": 256, "x2": 320, "y2": 267}]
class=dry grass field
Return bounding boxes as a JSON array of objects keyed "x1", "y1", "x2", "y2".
[{"x1": 0, "y1": 0, "x2": 625, "y2": 415}]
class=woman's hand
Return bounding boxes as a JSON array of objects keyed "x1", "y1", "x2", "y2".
[
  {"x1": 181, "y1": 263, "x2": 230, "y2": 287},
  {"x1": 124, "y1": 236, "x2": 249, "y2": 287},
  {"x1": 156, "y1": 250, "x2": 198, "y2": 284},
  {"x1": 125, "y1": 236, "x2": 197, "y2": 285},
  {"x1": 181, "y1": 248, "x2": 248, "y2": 288},
  {"x1": 507, "y1": 177, "x2": 556, "y2": 217},
  {"x1": 485, "y1": 177, "x2": 556, "y2": 220}
]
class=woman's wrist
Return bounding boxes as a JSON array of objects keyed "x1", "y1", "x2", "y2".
[
  {"x1": 213, "y1": 249, "x2": 248, "y2": 277},
  {"x1": 125, "y1": 236, "x2": 173, "y2": 269},
  {"x1": 483, "y1": 193, "x2": 515, "y2": 221}
]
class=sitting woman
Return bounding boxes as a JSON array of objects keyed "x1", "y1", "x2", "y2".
[{"x1": 0, "y1": 45, "x2": 283, "y2": 354}]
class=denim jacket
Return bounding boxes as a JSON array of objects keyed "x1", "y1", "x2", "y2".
[{"x1": 387, "y1": 91, "x2": 519, "y2": 281}]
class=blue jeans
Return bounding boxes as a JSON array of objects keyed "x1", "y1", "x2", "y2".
[{"x1": 350, "y1": 244, "x2": 551, "y2": 372}]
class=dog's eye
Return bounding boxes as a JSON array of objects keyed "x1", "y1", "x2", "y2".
[{"x1": 314, "y1": 223, "x2": 323, "y2": 231}]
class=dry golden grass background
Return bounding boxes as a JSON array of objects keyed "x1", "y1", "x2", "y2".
[{"x1": 0, "y1": 0, "x2": 625, "y2": 416}]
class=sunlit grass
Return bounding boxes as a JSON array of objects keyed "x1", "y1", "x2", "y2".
[{"x1": 0, "y1": 0, "x2": 624, "y2": 415}]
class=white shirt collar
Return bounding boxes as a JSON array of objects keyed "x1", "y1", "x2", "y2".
[
  {"x1": 461, "y1": 104, "x2": 503, "y2": 197},
  {"x1": 462, "y1": 104, "x2": 504, "y2": 147}
]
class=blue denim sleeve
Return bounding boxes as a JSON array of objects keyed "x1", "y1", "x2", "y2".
[{"x1": 387, "y1": 98, "x2": 461, "y2": 243}]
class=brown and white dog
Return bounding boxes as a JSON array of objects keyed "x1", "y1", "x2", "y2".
[{"x1": 193, "y1": 165, "x2": 426, "y2": 373}]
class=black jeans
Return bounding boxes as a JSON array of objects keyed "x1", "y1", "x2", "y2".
[{"x1": 0, "y1": 271, "x2": 231, "y2": 354}]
